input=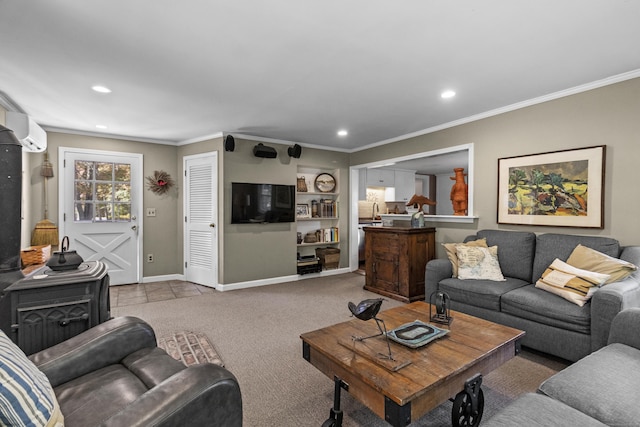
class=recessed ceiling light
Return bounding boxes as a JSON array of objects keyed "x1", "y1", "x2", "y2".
[
  {"x1": 95, "y1": 124, "x2": 108, "y2": 129},
  {"x1": 441, "y1": 90, "x2": 456, "y2": 99},
  {"x1": 92, "y1": 85, "x2": 112, "y2": 93},
  {"x1": 337, "y1": 130, "x2": 348, "y2": 137}
]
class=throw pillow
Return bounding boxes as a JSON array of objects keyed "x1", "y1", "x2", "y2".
[
  {"x1": 456, "y1": 245, "x2": 506, "y2": 281},
  {"x1": 535, "y1": 258, "x2": 611, "y2": 306},
  {"x1": 443, "y1": 238, "x2": 488, "y2": 277},
  {"x1": 0, "y1": 330, "x2": 64, "y2": 427},
  {"x1": 566, "y1": 244, "x2": 637, "y2": 284}
]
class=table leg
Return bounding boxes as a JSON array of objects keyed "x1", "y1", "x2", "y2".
[
  {"x1": 322, "y1": 375, "x2": 349, "y2": 427},
  {"x1": 451, "y1": 373, "x2": 484, "y2": 427}
]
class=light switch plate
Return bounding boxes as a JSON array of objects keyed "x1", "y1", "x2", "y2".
[{"x1": 146, "y1": 208, "x2": 156, "y2": 217}]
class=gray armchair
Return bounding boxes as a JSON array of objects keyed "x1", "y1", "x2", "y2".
[{"x1": 29, "y1": 316, "x2": 242, "y2": 427}]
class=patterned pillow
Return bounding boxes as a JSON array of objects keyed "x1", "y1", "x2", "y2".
[
  {"x1": 456, "y1": 245, "x2": 506, "y2": 281},
  {"x1": 442, "y1": 238, "x2": 488, "y2": 277},
  {"x1": 535, "y1": 258, "x2": 611, "y2": 306},
  {"x1": 0, "y1": 330, "x2": 64, "y2": 427},
  {"x1": 566, "y1": 244, "x2": 637, "y2": 284}
]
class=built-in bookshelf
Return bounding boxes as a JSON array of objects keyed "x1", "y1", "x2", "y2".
[{"x1": 296, "y1": 167, "x2": 341, "y2": 272}]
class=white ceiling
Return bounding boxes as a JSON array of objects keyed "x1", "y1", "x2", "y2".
[{"x1": 1, "y1": 1, "x2": 640, "y2": 152}]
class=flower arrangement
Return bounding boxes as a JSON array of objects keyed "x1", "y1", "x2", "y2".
[{"x1": 146, "y1": 170, "x2": 174, "y2": 195}]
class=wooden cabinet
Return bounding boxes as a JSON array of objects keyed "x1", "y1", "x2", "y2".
[{"x1": 363, "y1": 227, "x2": 435, "y2": 303}]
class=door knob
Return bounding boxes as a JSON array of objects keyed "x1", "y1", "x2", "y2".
[
  {"x1": 209, "y1": 223, "x2": 215, "y2": 228},
  {"x1": 131, "y1": 225, "x2": 138, "y2": 231}
]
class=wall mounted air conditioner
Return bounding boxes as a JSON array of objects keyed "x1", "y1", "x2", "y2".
[{"x1": 5, "y1": 111, "x2": 47, "y2": 152}]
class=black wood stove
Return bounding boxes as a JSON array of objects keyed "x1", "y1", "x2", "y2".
[{"x1": 0, "y1": 124, "x2": 110, "y2": 354}]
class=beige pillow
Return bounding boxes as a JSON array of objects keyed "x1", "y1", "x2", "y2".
[
  {"x1": 566, "y1": 244, "x2": 637, "y2": 284},
  {"x1": 535, "y1": 258, "x2": 610, "y2": 306},
  {"x1": 456, "y1": 245, "x2": 506, "y2": 281},
  {"x1": 443, "y1": 238, "x2": 488, "y2": 277}
]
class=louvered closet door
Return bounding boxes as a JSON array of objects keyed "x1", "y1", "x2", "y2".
[{"x1": 184, "y1": 153, "x2": 218, "y2": 287}]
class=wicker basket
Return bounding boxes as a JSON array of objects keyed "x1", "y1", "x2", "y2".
[
  {"x1": 315, "y1": 247, "x2": 340, "y2": 270},
  {"x1": 20, "y1": 244, "x2": 51, "y2": 267}
]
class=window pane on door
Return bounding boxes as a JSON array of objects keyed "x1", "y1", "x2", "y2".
[
  {"x1": 74, "y1": 160, "x2": 131, "y2": 222},
  {"x1": 95, "y1": 203, "x2": 112, "y2": 221},
  {"x1": 96, "y1": 163, "x2": 113, "y2": 180},
  {"x1": 75, "y1": 181, "x2": 93, "y2": 201},
  {"x1": 74, "y1": 203, "x2": 93, "y2": 221},
  {"x1": 96, "y1": 183, "x2": 113, "y2": 201},
  {"x1": 114, "y1": 203, "x2": 131, "y2": 220},
  {"x1": 75, "y1": 161, "x2": 94, "y2": 180},
  {"x1": 115, "y1": 164, "x2": 131, "y2": 181},
  {"x1": 115, "y1": 184, "x2": 131, "y2": 202}
]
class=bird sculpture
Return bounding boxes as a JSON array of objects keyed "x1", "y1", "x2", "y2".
[
  {"x1": 348, "y1": 298, "x2": 383, "y2": 321},
  {"x1": 347, "y1": 298, "x2": 393, "y2": 360}
]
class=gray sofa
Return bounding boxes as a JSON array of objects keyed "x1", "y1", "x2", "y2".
[
  {"x1": 23, "y1": 316, "x2": 243, "y2": 426},
  {"x1": 425, "y1": 229, "x2": 640, "y2": 361},
  {"x1": 485, "y1": 308, "x2": 640, "y2": 426}
]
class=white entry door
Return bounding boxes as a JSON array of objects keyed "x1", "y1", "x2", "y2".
[
  {"x1": 184, "y1": 152, "x2": 218, "y2": 288},
  {"x1": 59, "y1": 148, "x2": 142, "y2": 285}
]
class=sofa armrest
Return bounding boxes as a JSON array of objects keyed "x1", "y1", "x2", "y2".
[
  {"x1": 101, "y1": 363, "x2": 243, "y2": 427},
  {"x1": 590, "y1": 246, "x2": 640, "y2": 352},
  {"x1": 30, "y1": 316, "x2": 157, "y2": 387},
  {"x1": 425, "y1": 259, "x2": 453, "y2": 299},
  {"x1": 607, "y1": 308, "x2": 640, "y2": 350}
]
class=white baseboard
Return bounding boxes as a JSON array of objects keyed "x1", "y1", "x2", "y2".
[
  {"x1": 217, "y1": 267, "x2": 351, "y2": 291},
  {"x1": 141, "y1": 273, "x2": 185, "y2": 283}
]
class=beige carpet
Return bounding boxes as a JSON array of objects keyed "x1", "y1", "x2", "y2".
[{"x1": 114, "y1": 273, "x2": 568, "y2": 426}]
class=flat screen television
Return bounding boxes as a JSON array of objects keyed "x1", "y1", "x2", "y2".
[{"x1": 231, "y1": 182, "x2": 296, "y2": 224}]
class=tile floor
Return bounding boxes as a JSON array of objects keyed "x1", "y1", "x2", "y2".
[{"x1": 110, "y1": 280, "x2": 215, "y2": 307}]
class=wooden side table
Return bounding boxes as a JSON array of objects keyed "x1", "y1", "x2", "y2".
[{"x1": 363, "y1": 226, "x2": 435, "y2": 303}]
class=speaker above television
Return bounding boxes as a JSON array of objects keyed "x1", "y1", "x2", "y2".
[{"x1": 253, "y1": 143, "x2": 277, "y2": 158}]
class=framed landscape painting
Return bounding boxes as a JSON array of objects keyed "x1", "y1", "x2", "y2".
[{"x1": 497, "y1": 145, "x2": 605, "y2": 228}]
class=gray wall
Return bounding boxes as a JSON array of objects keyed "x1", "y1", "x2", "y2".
[
  {"x1": 42, "y1": 132, "x2": 181, "y2": 277},
  {"x1": 350, "y1": 77, "x2": 640, "y2": 254},
  {"x1": 221, "y1": 138, "x2": 350, "y2": 283}
]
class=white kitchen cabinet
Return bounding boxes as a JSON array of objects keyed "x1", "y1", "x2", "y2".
[
  {"x1": 358, "y1": 169, "x2": 367, "y2": 200},
  {"x1": 393, "y1": 170, "x2": 416, "y2": 202},
  {"x1": 366, "y1": 169, "x2": 395, "y2": 187}
]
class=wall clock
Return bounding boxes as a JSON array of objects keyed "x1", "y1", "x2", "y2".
[{"x1": 315, "y1": 173, "x2": 336, "y2": 192}]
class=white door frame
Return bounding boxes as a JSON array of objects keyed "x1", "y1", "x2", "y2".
[
  {"x1": 58, "y1": 147, "x2": 143, "y2": 284},
  {"x1": 183, "y1": 151, "x2": 219, "y2": 288}
]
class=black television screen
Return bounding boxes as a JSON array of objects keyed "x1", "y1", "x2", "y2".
[{"x1": 231, "y1": 183, "x2": 296, "y2": 224}]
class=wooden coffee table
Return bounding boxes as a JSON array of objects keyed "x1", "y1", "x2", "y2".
[{"x1": 300, "y1": 301, "x2": 524, "y2": 427}]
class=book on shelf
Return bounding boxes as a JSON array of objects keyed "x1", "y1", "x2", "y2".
[
  {"x1": 316, "y1": 227, "x2": 339, "y2": 243},
  {"x1": 315, "y1": 199, "x2": 338, "y2": 218}
]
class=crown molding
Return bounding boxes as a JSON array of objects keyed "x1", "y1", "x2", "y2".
[
  {"x1": 0, "y1": 91, "x2": 25, "y2": 113},
  {"x1": 177, "y1": 132, "x2": 224, "y2": 145},
  {"x1": 352, "y1": 68, "x2": 640, "y2": 153},
  {"x1": 42, "y1": 126, "x2": 178, "y2": 146}
]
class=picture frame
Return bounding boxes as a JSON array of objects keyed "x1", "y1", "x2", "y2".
[
  {"x1": 296, "y1": 203, "x2": 311, "y2": 218},
  {"x1": 497, "y1": 145, "x2": 605, "y2": 228}
]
